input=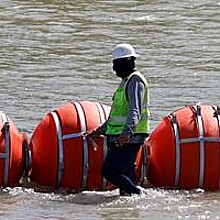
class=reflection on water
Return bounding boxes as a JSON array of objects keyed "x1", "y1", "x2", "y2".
[{"x1": 2, "y1": 187, "x2": 220, "y2": 220}]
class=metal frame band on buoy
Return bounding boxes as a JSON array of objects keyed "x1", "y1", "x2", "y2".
[
  {"x1": 51, "y1": 102, "x2": 108, "y2": 190},
  {"x1": 169, "y1": 113, "x2": 181, "y2": 187},
  {"x1": 0, "y1": 112, "x2": 10, "y2": 186},
  {"x1": 140, "y1": 140, "x2": 150, "y2": 184},
  {"x1": 73, "y1": 101, "x2": 89, "y2": 190},
  {"x1": 212, "y1": 105, "x2": 220, "y2": 189},
  {"x1": 51, "y1": 111, "x2": 64, "y2": 189},
  {"x1": 170, "y1": 104, "x2": 220, "y2": 188},
  {"x1": 94, "y1": 102, "x2": 108, "y2": 189},
  {"x1": 196, "y1": 105, "x2": 205, "y2": 188}
]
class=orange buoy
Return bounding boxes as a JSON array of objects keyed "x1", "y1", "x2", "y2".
[
  {"x1": 29, "y1": 101, "x2": 111, "y2": 191},
  {"x1": 0, "y1": 111, "x2": 28, "y2": 186},
  {"x1": 146, "y1": 105, "x2": 220, "y2": 190}
]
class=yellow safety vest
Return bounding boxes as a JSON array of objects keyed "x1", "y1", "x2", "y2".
[{"x1": 106, "y1": 71, "x2": 150, "y2": 135}]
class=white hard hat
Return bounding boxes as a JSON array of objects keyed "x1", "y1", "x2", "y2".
[{"x1": 112, "y1": 43, "x2": 139, "y2": 61}]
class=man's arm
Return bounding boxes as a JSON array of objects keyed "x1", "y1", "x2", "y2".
[{"x1": 122, "y1": 75, "x2": 145, "y2": 135}]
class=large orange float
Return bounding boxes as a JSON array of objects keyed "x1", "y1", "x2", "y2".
[
  {"x1": 0, "y1": 111, "x2": 29, "y2": 186},
  {"x1": 146, "y1": 104, "x2": 220, "y2": 190},
  {"x1": 29, "y1": 101, "x2": 147, "y2": 192},
  {"x1": 30, "y1": 101, "x2": 111, "y2": 191}
]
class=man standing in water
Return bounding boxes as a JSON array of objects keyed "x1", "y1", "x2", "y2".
[{"x1": 86, "y1": 43, "x2": 150, "y2": 195}]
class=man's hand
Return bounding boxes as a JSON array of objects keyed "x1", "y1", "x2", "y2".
[
  {"x1": 84, "y1": 129, "x2": 100, "y2": 151},
  {"x1": 116, "y1": 133, "x2": 131, "y2": 146},
  {"x1": 84, "y1": 129, "x2": 99, "y2": 140}
]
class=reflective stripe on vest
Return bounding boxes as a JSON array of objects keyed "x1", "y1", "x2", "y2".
[
  {"x1": 106, "y1": 71, "x2": 149, "y2": 135},
  {"x1": 109, "y1": 113, "x2": 149, "y2": 124}
]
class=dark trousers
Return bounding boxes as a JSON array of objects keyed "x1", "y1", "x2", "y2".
[{"x1": 102, "y1": 142, "x2": 141, "y2": 195}]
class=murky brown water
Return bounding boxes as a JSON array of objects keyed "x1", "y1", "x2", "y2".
[{"x1": 0, "y1": 0, "x2": 220, "y2": 219}]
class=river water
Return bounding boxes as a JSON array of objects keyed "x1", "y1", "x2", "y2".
[{"x1": 0, "y1": 0, "x2": 220, "y2": 219}]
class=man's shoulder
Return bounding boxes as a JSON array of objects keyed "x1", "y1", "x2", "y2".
[{"x1": 128, "y1": 71, "x2": 147, "y2": 84}]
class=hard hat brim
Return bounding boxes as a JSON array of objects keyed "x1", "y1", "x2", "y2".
[{"x1": 112, "y1": 53, "x2": 139, "y2": 61}]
